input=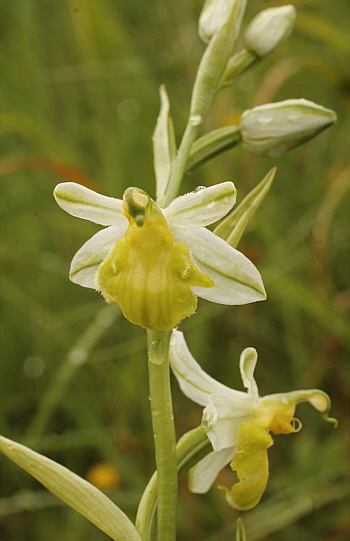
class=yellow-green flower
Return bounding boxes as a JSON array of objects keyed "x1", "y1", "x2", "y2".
[
  {"x1": 54, "y1": 182, "x2": 266, "y2": 330},
  {"x1": 169, "y1": 330, "x2": 337, "y2": 510}
]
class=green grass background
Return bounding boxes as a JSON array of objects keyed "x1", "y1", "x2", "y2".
[{"x1": 0, "y1": 0, "x2": 349, "y2": 539}]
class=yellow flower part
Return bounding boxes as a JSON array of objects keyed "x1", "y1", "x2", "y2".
[
  {"x1": 169, "y1": 331, "x2": 338, "y2": 506},
  {"x1": 54, "y1": 181, "x2": 267, "y2": 330},
  {"x1": 96, "y1": 188, "x2": 214, "y2": 330},
  {"x1": 219, "y1": 421, "x2": 272, "y2": 511}
]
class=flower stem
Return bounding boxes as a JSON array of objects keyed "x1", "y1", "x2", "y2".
[
  {"x1": 136, "y1": 426, "x2": 211, "y2": 541},
  {"x1": 163, "y1": 117, "x2": 202, "y2": 207},
  {"x1": 146, "y1": 329, "x2": 177, "y2": 541}
]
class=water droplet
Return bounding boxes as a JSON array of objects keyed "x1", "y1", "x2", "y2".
[
  {"x1": 23, "y1": 356, "x2": 45, "y2": 378},
  {"x1": 117, "y1": 99, "x2": 140, "y2": 122},
  {"x1": 190, "y1": 114, "x2": 202, "y2": 126},
  {"x1": 202, "y1": 193, "x2": 214, "y2": 206},
  {"x1": 148, "y1": 340, "x2": 164, "y2": 363},
  {"x1": 193, "y1": 185, "x2": 206, "y2": 193},
  {"x1": 70, "y1": 348, "x2": 88, "y2": 365},
  {"x1": 223, "y1": 196, "x2": 229, "y2": 204},
  {"x1": 256, "y1": 112, "x2": 273, "y2": 124}
]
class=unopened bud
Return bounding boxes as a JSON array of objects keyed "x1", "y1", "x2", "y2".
[
  {"x1": 239, "y1": 99, "x2": 337, "y2": 158},
  {"x1": 199, "y1": 0, "x2": 246, "y2": 44},
  {"x1": 244, "y1": 5, "x2": 296, "y2": 57}
]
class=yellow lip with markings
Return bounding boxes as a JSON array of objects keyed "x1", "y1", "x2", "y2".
[{"x1": 95, "y1": 188, "x2": 214, "y2": 330}]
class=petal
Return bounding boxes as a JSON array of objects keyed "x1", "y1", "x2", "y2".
[
  {"x1": 174, "y1": 227, "x2": 266, "y2": 304},
  {"x1": 239, "y1": 348, "x2": 259, "y2": 400},
  {"x1": 70, "y1": 226, "x2": 125, "y2": 288},
  {"x1": 188, "y1": 447, "x2": 236, "y2": 494},
  {"x1": 54, "y1": 182, "x2": 127, "y2": 226},
  {"x1": 164, "y1": 182, "x2": 236, "y2": 227},
  {"x1": 260, "y1": 389, "x2": 338, "y2": 428},
  {"x1": 169, "y1": 330, "x2": 241, "y2": 406},
  {"x1": 203, "y1": 393, "x2": 254, "y2": 451},
  {"x1": 221, "y1": 421, "x2": 272, "y2": 511}
]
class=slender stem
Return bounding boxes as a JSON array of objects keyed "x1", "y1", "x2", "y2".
[
  {"x1": 136, "y1": 427, "x2": 211, "y2": 541},
  {"x1": 162, "y1": 118, "x2": 202, "y2": 207},
  {"x1": 146, "y1": 329, "x2": 177, "y2": 541}
]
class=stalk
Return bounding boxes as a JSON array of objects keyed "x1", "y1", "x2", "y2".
[{"x1": 146, "y1": 329, "x2": 177, "y2": 541}]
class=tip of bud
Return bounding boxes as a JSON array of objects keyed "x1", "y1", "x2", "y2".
[{"x1": 244, "y1": 5, "x2": 296, "y2": 57}]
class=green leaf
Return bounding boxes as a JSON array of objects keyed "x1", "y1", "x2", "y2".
[
  {"x1": 236, "y1": 518, "x2": 247, "y2": 541},
  {"x1": 153, "y1": 85, "x2": 176, "y2": 204},
  {"x1": 0, "y1": 436, "x2": 142, "y2": 541},
  {"x1": 214, "y1": 167, "x2": 276, "y2": 247}
]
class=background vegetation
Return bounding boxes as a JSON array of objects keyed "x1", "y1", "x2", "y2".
[{"x1": 0, "y1": 0, "x2": 349, "y2": 539}]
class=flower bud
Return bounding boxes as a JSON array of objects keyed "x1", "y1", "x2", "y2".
[
  {"x1": 239, "y1": 99, "x2": 337, "y2": 158},
  {"x1": 199, "y1": 0, "x2": 246, "y2": 44},
  {"x1": 244, "y1": 5, "x2": 296, "y2": 57}
]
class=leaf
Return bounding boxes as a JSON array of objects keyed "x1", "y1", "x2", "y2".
[
  {"x1": 0, "y1": 436, "x2": 142, "y2": 541},
  {"x1": 152, "y1": 85, "x2": 176, "y2": 204},
  {"x1": 236, "y1": 518, "x2": 247, "y2": 541},
  {"x1": 214, "y1": 167, "x2": 276, "y2": 247}
]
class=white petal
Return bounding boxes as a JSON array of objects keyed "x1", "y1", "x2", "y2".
[
  {"x1": 54, "y1": 182, "x2": 127, "y2": 226},
  {"x1": 203, "y1": 393, "x2": 254, "y2": 451},
  {"x1": 174, "y1": 227, "x2": 266, "y2": 304},
  {"x1": 188, "y1": 447, "x2": 235, "y2": 494},
  {"x1": 70, "y1": 226, "x2": 125, "y2": 288},
  {"x1": 169, "y1": 330, "x2": 241, "y2": 407},
  {"x1": 240, "y1": 348, "x2": 259, "y2": 400},
  {"x1": 164, "y1": 182, "x2": 236, "y2": 227}
]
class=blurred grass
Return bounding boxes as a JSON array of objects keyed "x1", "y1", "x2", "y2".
[{"x1": 0, "y1": 0, "x2": 349, "y2": 540}]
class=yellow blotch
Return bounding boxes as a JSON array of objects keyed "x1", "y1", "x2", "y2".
[{"x1": 219, "y1": 421, "x2": 272, "y2": 511}]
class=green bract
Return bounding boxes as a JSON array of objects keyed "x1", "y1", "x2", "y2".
[
  {"x1": 54, "y1": 182, "x2": 266, "y2": 330},
  {"x1": 169, "y1": 331, "x2": 337, "y2": 509}
]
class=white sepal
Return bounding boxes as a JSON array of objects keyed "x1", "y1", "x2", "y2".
[
  {"x1": 54, "y1": 182, "x2": 126, "y2": 226},
  {"x1": 70, "y1": 226, "x2": 126, "y2": 288},
  {"x1": 173, "y1": 227, "x2": 266, "y2": 305},
  {"x1": 169, "y1": 330, "x2": 242, "y2": 407}
]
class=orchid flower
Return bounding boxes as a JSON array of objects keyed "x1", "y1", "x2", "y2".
[
  {"x1": 54, "y1": 182, "x2": 266, "y2": 330},
  {"x1": 169, "y1": 330, "x2": 337, "y2": 510}
]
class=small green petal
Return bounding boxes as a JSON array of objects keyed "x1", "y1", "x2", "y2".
[{"x1": 219, "y1": 421, "x2": 272, "y2": 511}]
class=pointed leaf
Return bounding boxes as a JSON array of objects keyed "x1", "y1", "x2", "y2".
[
  {"x1": 214, "y1": 167, "x2": 276, "y2": 247},
  {"x1": 0, "y1": 436, "x2": 142, "y2": 541},
  {"x1": 153, "y1": 85, "x2": 176, "y2": 203}
]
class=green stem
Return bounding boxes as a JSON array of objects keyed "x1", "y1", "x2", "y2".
[
  {"x1": 163, "y1": 118, "x2": 202, "y2": 206},
  {"x1": 186, "y1": 125, "x2": 242, "y2": 173},
  {"x1": 146, "y1": 329, "x2": 177, "y2": 541},
  {"x1": 136, "y1": 427, "x2": 211, "y2": 541}
]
